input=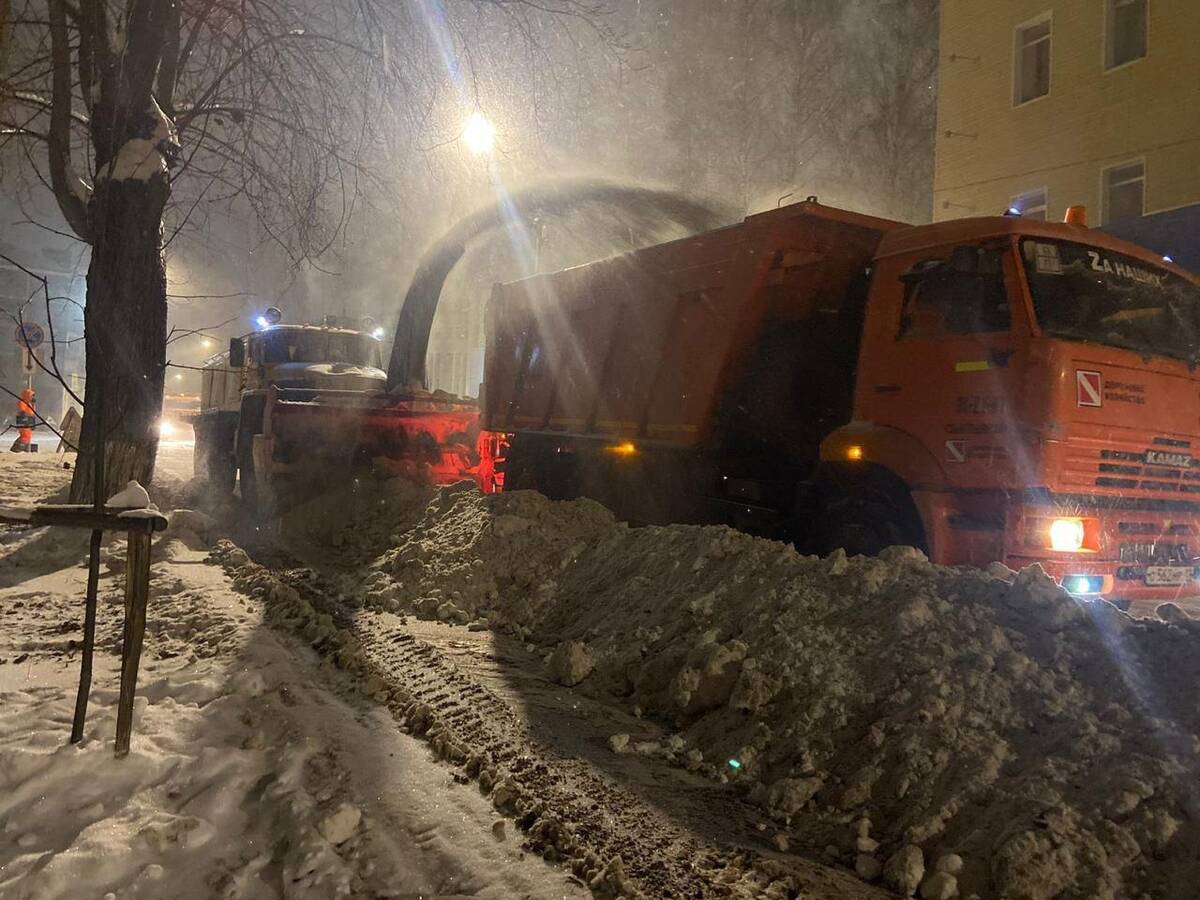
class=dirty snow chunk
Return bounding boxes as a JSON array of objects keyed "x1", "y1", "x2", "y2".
[
  {"x1": 765, "y1": 777, "x2": 823, "y2": 817},
  {"x1": 107, "y1": 480, "x2": 152, "y2": 509},
  {"x1": 878, "y1": 545, "x2": 927, "y2": 564},
  {"x1": 1156, "y1": 602, "x2": 1189, "y2": 624},
  {"x1": 919, "y1": 871, "x2": 957, "y2": 900},
  {"x1": 318, "y1": 803, "x2": 362, "y2": 845},
  {"x1": 985, "y1": 560, "x2": 1016, "y2": 581},
  {"x1": 855, "y1": 853, "x2": 882, "y2": 881},
  {"x1": 934, "y1": 853, "x2": 963, "y2": 875},
  {"x1": 855, "y1": 835, "x2": 879, "y2": 853},
  {"x1": 608, "y1": 733, "x2": 630, "y2": 753},
  {"x1": 436, "y1": 601, "x2": 471, "y2": 625},
  {"x1": 883, "y1": 845, "x2": 925, "y2": 896},
  {"x1": 546, "y1": 640, "x2": 594, "y2": 686},
  {"x1": 168, "y1": 508, "x2": 215, "y2": 538}
]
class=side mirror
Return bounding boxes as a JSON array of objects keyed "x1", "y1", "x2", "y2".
[{"x1": 229, "y1": 337, "x2": 245, "y2": 368}]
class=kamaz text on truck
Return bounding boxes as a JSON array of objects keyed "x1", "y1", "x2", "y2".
[{"x1": 480, "y1": 199, "x2": 1200, "y2": 607}]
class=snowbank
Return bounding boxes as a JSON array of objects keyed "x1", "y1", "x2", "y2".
[
  {"x1": 1, "y1": 464, "x2": 577, "y2": 898},
  {"x1": 355, "y1": 483, "x2": 1200, "y2": 899}
]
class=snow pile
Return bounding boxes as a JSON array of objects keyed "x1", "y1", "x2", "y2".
[
  {"x1": 0, "y1": 577, "x2": 368, "y2": 898},
  {"x1": 279, "y1": 474, "x2": 435, "y2": 561},
  {"x1": 361, "y1": 484, "x2": 1200, "y2": 899}
]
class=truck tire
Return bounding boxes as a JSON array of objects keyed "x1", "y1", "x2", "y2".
[
  {"x1": 819, "y1": 488, "x2": 922, "y2": 558},
  {"x1": 195, "y1": 426, "x2": 236, "y2": 495},
  {"x1": 501, "y1": 442, "x2": 538, "y2": 491},
  {"x1": 502, "y1": 439, "x2": 580, "y2": 500},
  {"x1": 237, "y1": 433, "x2": 259, "y2": 516},
  {"x1": 822, "y1": 495, "x2": 908, "y2": 557}
]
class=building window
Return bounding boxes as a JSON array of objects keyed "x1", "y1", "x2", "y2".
[
  {"x1": 1101, "y1": 161, "x2": 1145, "y2": 223},
  {"x1": 1011, "y1": 188, "x2": 1048, "y2": 221},
  {"x1": 1106, "y1": 0, "x2": 1147, "y2": 70},
  {"x1": 1014, "y1": 15, "x2": 1051, "y2": 105}
]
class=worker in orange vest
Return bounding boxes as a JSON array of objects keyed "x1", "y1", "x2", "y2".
[{"x1": 11, "y1": 388, "x2": 35, "y2": 452}]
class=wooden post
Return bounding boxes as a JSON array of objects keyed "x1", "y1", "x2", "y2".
[
  {"x1": 69, "y1": 528, "x2": 103, "y2": 743},
  {"x1": 0, "y1": 505, "x2": 165, "y2": 754},
  {"x1": 114, "y1": 529, "x2": 152, "y2": 758}
]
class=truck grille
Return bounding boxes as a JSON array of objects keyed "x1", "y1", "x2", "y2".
[{"x1": 1064, "y1": 431, "x2": 1200, "y2": 497}]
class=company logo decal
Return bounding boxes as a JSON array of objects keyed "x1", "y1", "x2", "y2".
[{"x1": 1076, "y1": 370, "x2": 1103, "y2": 408}]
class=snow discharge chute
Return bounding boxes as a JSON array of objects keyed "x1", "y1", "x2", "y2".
[{"x1": 385, "y1": 176, "x2": 728, "y2": 392}]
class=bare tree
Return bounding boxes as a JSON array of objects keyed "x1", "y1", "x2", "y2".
[
  {"x1": 832, "y1": 0, "x2": 939, "y2": 223},
  {"x1": 0, "y1": 0, "x2": 611, "y2": 501}
]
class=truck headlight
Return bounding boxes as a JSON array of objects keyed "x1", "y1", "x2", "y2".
[{"x1": 1049, "y1": 517, "x2": 1086, "y2": 552}]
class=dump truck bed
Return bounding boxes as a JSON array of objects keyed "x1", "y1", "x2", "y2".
[{"x1": 483, "y1": 201, "x2": 902, "y2": 447}]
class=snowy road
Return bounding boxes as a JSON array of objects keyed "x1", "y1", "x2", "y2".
[{"x1": 0, "y1": 451, "x2": 587, "y2": 899}]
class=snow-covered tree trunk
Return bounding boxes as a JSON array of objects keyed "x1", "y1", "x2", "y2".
[
  {"x1": 70, "y1": 175, "x2": 169, "y2": 502},
  {"x1": 60, "y1": 0, "x2": 178, "y2": 502},
  {"x1": 67, "y1": 91, "x2": 177, "y2": 501}
]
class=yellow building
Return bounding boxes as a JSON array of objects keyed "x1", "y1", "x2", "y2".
[{"x1": 934, "y1": 0, "x2": 1200, "y2": 240}]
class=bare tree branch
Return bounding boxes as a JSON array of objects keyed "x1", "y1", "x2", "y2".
[{"x1": 46, "y1": 0, "x2": 90, "y2": 240}]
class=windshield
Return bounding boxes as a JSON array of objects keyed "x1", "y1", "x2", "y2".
[
  {"x1": 260, "y1": 330, "x2": 383, "y2": 368},
  {"x1": 1021, "y1": 238, "x2": 1200, "y2": 362}
]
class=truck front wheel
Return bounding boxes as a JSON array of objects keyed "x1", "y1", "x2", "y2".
[{"x1": 816, "y1": 481, "x2": 925, "y2": 558}]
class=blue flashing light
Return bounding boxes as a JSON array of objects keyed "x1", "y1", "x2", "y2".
[
  {"x1": 1163, "y1": 255, "x2": 1174, "y2": 263},
  {"x1": 256, "y1": 315, "x2": 271, "y2": 329},
  {"x1": 1005, "y1": 206, "x2": 1021, "y2": 216}
]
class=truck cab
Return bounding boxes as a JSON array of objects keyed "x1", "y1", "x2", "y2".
[
  {"x1": 194, "y1": 315, "x2": 388, "y2": 494},
  {"x1": 824, "y1": 214, "x2": 1200, "y2": 607},
  {"x1": 483, "y1": 198, "x2": 1200, "y2": 609}
]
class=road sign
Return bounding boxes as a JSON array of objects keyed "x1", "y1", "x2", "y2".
[{"x1": 13, "y1": 323, "x2": 45, "y2": 350}]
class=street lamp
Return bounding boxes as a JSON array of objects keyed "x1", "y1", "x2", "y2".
[{"x1": 462, "y1": 111, "x2": 495, "y2": 155}]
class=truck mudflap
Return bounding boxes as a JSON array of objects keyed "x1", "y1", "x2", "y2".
[{"x1": 258, "y1": 386, "x2": 481, "y2": 485}]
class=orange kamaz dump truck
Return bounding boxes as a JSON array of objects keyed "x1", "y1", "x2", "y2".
[{"x1": 481, "y1": 198, "x2": 1200, "y2": 605}]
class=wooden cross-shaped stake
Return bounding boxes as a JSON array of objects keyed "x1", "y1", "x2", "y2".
[{"x1": 0, "y1": 505, "x2": 168, "y2": 757}]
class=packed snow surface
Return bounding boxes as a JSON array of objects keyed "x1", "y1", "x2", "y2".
[
  {"x1": 0, "y1": 456, "x2": 583, "y2": 899},
  {"x1": 350, "y1": 482, "x2": 1200, "y2": 900}
]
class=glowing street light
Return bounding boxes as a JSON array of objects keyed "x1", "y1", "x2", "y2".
[
  {"x1": 462, "y1": 111, "x2": 495, "y2": 155},
  {"x1": 201, "y1": 338, "x2": 213, "y2": 349}
]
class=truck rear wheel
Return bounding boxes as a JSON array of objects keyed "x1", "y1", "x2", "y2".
[
  {"x1": 502, "y1": 439, "x2": 580, "y2": 500},
  {"x1": 194, "y1": 427, "x2": 236, "y2": 495},
  {"x1": 237, "y1": 434, "x2": 260, "y2": 516}
]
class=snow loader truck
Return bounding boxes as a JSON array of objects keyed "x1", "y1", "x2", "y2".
[{"x1": 191, "y1": 309, "x2": 479, "y2": 515}]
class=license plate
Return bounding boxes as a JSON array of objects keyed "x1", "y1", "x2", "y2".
[{"x1": 1145, "y1": 566, "x2": 1193, "y2": 586}]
